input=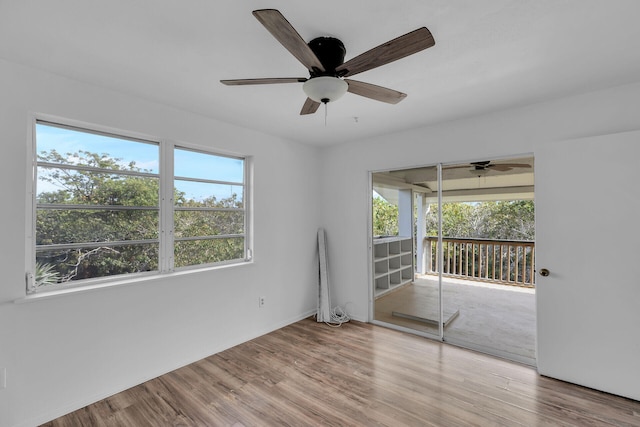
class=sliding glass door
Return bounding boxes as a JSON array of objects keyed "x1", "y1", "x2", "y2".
[{"x1": 371, "y1": 156, "x2": 536, "y2": 364}]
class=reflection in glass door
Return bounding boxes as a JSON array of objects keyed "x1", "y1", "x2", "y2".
[{"x1": 371, "y1": 165, "x2": 442, "y2": 340}]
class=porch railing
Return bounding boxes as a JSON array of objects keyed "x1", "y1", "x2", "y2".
[{"x1": 423, "y1": 237, "x2": 535, "y2": 287}]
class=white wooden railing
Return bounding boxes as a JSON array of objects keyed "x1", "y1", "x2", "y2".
[{"x1": 423, "y1": 237, "x2": 535, "y2": 287}]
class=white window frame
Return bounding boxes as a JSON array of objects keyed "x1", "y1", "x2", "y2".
[
  {"x1": 169, "y1": 143, "x2": 251, "y2": 271},
  {"x1": 26, "y1": 114, "x2": 252, "y2": 294}
]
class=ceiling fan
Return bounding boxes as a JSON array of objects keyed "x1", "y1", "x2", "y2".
[
  {"x1": 447, "y1": 161, "x2": 533, "y2": 173},
  {"x1": 220, "y1": 9, "x2": 435, "y2": 115}
]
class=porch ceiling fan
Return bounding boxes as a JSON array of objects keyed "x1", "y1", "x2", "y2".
[
  {"x1": 447, "y1": 161, "x2": 532, "y2": 172},
  {"x1": 220, "y1": 9, "x2": 435, "y2": 115}
]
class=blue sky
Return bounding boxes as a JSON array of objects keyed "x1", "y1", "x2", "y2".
[
  {"x1": 36, "y1": 123, "x2": 160, "y2": 172},
  {"x1": 36, "y1": 123, "x2": 244, "y2": 202}
]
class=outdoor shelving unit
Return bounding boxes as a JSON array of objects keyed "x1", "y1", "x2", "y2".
[{"x1": 373, "y1": 236, "x2": 413, "y2": 297}]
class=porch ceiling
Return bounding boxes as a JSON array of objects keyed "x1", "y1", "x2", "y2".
[{"x1": 373, "y1": 156, "x2": 534, "y2": 204}]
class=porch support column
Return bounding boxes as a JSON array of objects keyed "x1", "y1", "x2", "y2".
[
  {"x1": 416, "y1": 193, "x2": 429, "y2": 274},
  {"x1": 398, "y1": 189, "x2": 413, "y2": 237}
]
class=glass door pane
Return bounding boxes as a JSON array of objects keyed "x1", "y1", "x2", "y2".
[
  {"x1": 371, "y1": 166, "x2": 441, "y2": 338},
  {"x1": 439, "y1": 157, "x2": 536, "y2": 364}
]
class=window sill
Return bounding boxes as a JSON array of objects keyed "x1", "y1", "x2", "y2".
[{"x1": 14, "y1": 260, "x2": 253, "y2": 304}]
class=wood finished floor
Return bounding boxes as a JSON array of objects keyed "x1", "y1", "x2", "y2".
[{"x1": 42, "y1": 318, "x2": 640, "y2": 426}]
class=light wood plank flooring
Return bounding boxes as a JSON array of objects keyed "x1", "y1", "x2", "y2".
[{"x1": 42, "y1": 318, "x2": 640, "y2": 426}]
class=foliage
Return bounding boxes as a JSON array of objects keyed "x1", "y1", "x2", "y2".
[
  {"x1": 173, "y1": 193, "x2": 245, "y2": 268},
  {"x1": 372, "y1": 196, "x2": 535, "y2": 283},
  {"x1": 422, "y1": 200, "x2": 535, "y2": 283},
  {"x1": 36, "y1": 149, "x2": 243, "y2": 283},
  {"x1": 372, "y1": 195, "x2": 534, "y2": 241},
  {"x1": 425, "y1": 201, "x2": 535, "y2": 240},
  {"x1": 427, "y1": 203, "x2": 476, "y2": 238},
  {"x1": 34, "y1": 261, "x2": 60, "y2": 287},
  {"x1": 372, "y1": 196, "x2": 398, "y2": 236}
]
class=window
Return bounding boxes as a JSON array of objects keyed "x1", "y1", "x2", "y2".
[
  {"x1": 28, "y1": 119, "x2": 250, "y2": 293},
  {"x1": 172, "y1": 148, "x2": 246, "y2": 268}
]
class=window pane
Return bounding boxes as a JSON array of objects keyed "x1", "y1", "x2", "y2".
[
  {"x1": 174, "y1": 148, "x2": 243, "y2": 183},
  {"x1": 37, "y1": 170, "x2": 159, "y2": 206},
  {"x1": 174, "y1": 238, "x2": 245, "y2": 268},
  {"x1": 173, "y1": 148, "x2": 246, "y2": 269},
  {"x1": 174, "y1": 210, "x2": 244, "y2": 237},
  {"x1": 36, "y1": 123, "x2": 159, "y2": 172},
  {"x1": 174, "y1": 181, "x2": 243, "y2": 208},
  {"x1": 37, "y1": 209, "x2": 159, "y2": 244},
  {"x1": 35, "y1": 243, "x2": 159, "y2": 285},
  {"x1": 34, "y1": 121, "x2": 161, "y2": 288}
]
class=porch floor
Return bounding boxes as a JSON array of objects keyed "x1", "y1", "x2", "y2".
[{"x1": 374, "y1": 274, "x2": 536, "y2": 361}]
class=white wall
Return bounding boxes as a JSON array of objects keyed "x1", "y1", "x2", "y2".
[
  {"x1": 2, "y1": 56, "x2": 640, "y2": 426},
  {"x1": 319, "y1": 81, "x2": 640, "y2": 399},
  {"x1": 0, "y1": 59, "x2": 321, "y2": 427}
]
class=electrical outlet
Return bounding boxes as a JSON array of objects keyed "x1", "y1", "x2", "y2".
[
  {"x1": 0, "y1": 367, "x2": 6, "y2": 389},
  {"x1": 259, "y1": 296, "x2": 266, "y2": 308}
]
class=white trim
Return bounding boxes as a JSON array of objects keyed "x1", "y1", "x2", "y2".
[
  {"x1": 437, "y1": 163, "x2": 444, "y2": 340},
  {"x1": 33, "y1": 113, "x2": 160, "y2": 145},
  {"x1": 244, "y1": 155, "x2": 254, "y2": 261},
  {"x1": 367, "y1": 171, "x2": 374, "y2": 322},
  {"x1": 25, "y1": 114, "x2": 37, "y2": 294},
  {"x1": 160, "y1": 139, "x2": 174, "y2": 272},
  {"x1": 14, "y1": 260, "x2": 254, "y2": 304}
]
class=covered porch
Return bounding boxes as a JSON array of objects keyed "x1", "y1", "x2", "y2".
[{"x1": 374, "y1": 275, "x2": 536, "y2": 362}]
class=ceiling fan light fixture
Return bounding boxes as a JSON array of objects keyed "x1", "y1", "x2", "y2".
[{"x1": 303, "y1": 76, "x2": 348, "y2": 103}]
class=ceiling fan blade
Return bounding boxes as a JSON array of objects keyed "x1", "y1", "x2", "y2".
[
  {"x1": 488, "y1": 163, "x2": 532, "y2": 171},
  {"x1": 336, "y1": 27, "x2": 435, "y2": 77},
  {"x1": 445, "y1": 161, "x2": 532, "y2": 171},
  {"x1": 221, "y1": 78, "x2": 307, "y2": 86},
  {"x1": 300, "y1": 98, "x2": 321, "y2": 115},
  {"x1": 253, "y1": 9, "x2": 325, "y2": 73},
  {"x1": 490, "y1": 163, "x2": 532, "y2": 168},
  {"x1": 488, "y1": 165, "x2": 513, "y2": 172},
  {"x1": 345, "y1": 79, "x2": 407, "y2": 104},
  {"x1": 443, "y1": 164, "x2": 475, "y2": 169}
]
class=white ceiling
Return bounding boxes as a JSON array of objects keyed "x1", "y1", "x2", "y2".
[{"x1": 2, "y1": 1, "x2": 640, "y2": 147}]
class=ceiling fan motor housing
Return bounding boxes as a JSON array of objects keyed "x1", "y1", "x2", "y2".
[{"x1": 307, "y1": 37, "x2": 346, "y2": 76}]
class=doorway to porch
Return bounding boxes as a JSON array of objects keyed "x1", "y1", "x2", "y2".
[{"x1": 371, "y1": 156, "x2": 536, "y2": 365}]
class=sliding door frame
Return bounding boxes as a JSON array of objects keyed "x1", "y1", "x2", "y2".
[{"x1": 368, "y1": 155, "x2": 535, "y2": 367}]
